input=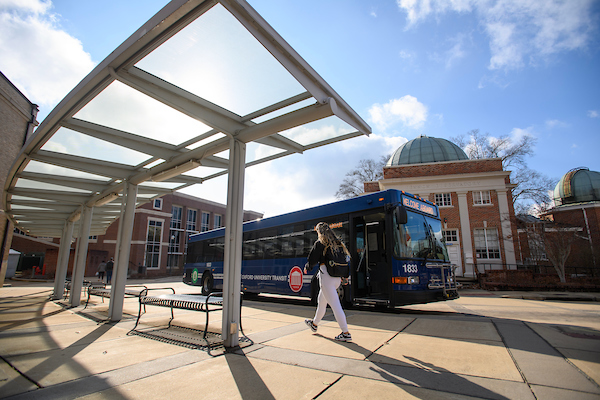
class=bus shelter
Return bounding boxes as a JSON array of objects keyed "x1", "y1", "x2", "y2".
[{"x1": 2, "y1": 0, "x2": 371, "y2": 348}]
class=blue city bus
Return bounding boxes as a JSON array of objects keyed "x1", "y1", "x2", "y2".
[{"x1": 182, "y1": 189, "x2": 459, "y2": 307}]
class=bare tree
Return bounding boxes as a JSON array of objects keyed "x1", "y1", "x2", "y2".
[
  {"x1": 543, "y1": 223, "x2": 577, "y2": 283},
  {"x1": 451, "y1": 129, "x2": 557, "y2": 213},
  {"x1": 518, "y1": 217, "x2": 577, "y2": 283},
  {"x1": 336, "y1": 156, "x2": 389, "y2": 199}
]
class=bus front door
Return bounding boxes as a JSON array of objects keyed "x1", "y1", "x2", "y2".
[{"x1": 352, "y1": 213, "x2": 389, "y2": 302}]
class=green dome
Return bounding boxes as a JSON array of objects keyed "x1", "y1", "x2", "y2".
[
  {"x1": 554, "y1": 167, "x2": 600, "y2": 206},
  {"x1": 387, "y1": 135, "x2": 468, "y2": 166}
]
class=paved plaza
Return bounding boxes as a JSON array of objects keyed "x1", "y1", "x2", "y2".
[{"x1": 1, "y1": 279, "x2": 599, "y2": 399}]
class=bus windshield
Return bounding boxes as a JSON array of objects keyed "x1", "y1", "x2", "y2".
[{"x1": 393, "y1": 210, "x2": 449, "y2": 261}]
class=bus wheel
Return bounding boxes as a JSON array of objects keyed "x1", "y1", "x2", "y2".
[
  {"x1": 337, "y1": 284, "x2": 351, "y2": 308},
  {"x1": 201, "y1": 272, "x2": 213, "y2": 295}
]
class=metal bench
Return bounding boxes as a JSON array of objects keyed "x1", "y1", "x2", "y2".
[
  {"x1": 85, "y1": 283, "x2": 148, "y2": 308},
  {"x1": 134, "y1": 289, "x2": 225, "y2": 340},
  {"x1": 63, "y1": 279, "x2": 95, "y2": 300}
]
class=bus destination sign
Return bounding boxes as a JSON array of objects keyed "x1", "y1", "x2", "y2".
[{"x1": 403, "y1": 197, "x2": 437, "y2": 217}]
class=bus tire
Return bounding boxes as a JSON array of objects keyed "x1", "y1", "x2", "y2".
[
  {"x1": 201, "y1": 272, "x2": 213, "y2": 295},
  {"x1": 337, "y1": 284, "x2": 351, "y2": 308}
]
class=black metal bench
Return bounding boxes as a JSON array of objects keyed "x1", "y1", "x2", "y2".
[
  {"x1": 63, "y1": 279, "x2": 96, "y2": 300},
  {"x1": 85, "y1": 283, "x2": 148, "y2": 308},
  {"x1": 134, "y1": 289, "x2": 225, "y2": 339}
]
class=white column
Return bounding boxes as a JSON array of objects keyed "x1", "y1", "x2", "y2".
[
  {"x1": 497, "y1": 189, "x2": 516, "y2": 268},
  {"x1": 109, "y1": 183, "x2": 138, "y2": 321},
  {"x1": 51, "y1": 221, "x2": 74, "y2": 300},
  {"x1": 457, "y1": 192, "x2": 475, "y2": 277},
  {"x1": 70, "y1": 206, "x2": 93, "y2": 307},
  {"x1": 108, "y1": 195, "x2": 126, "y2": 318},
  {"x1": 222, "y1": 138, "x2": 246, "y2": 348}
]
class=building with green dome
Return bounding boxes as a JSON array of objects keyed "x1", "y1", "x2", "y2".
[
  {"x1": 544, "y1": 167, "x2": 600, "y2": 271},
  {"x1": 365, "y1": 135, "x2": 519, "y2": 278}
]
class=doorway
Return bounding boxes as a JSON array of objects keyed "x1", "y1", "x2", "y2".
[{"x1": 352, "y1": 212, "x2": 389, "y2": 300}]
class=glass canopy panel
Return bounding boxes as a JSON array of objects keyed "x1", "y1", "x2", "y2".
[
  {"x1": 278, "y1": 116, "x2": 356, "y2": 147},
  {"x1": 22, "y1": 161, "x2": 115, "y2": 181},
  {"x1": 136, "y1": 3, "x2": 305, "y2": 117},
  {"x1": 250, "y1": 98, "x2": 317, "y2": 125},
  {"x1": 13, "y1": 179, "x2": 91, "y2": 194},
  {"x1": 185, "y1": 132, "x2": 227, "y2": 150},
  {"x1": 245, "y1": 142, "x2": 287, "y2": 164},
  {"x1": 42, "y1": 127, "x2": 151, "y2": 166},
  {"x1": 73, "y1": 81, "x2": 213, "y2": 147}
]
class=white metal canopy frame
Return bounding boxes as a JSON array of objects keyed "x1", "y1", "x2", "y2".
[{"x1": 3, "y1": 0, "x2": 370, "y2": 347}]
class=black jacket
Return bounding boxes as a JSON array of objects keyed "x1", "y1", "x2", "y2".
[{"x1": 305, "y1": 240, "x2": 327, "y2": 273}]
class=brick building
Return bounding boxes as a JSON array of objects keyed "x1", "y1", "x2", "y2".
[
  {"x1": 540, "y1": 167, "x2": 600, "y2": 273},
  {"x1": 364, "y1": 135, "x2": 518, "y2": 278},
  {"x1": 10, "y1": 192, "x2": 263, "y2": 279},
  {"x1": 0, "y1": 71, "x2": 38, "y2": 284}
]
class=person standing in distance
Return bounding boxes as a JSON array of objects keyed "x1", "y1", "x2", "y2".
[
  {"x1": 105, "y1": 257, "x2": 114, "y2": 284},
  {"x1": 97, "y1": 260, "x2": 106, "y2": 281},
  {"x1": 304, "y1": 222, "x2": 352, "y2": 342}
]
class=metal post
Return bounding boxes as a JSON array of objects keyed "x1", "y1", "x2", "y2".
[
  {"x1": 108, "y1": 194, "x2": 126, "y2": 317},
  {"x1": 70, "y1": 206, "x2": 93, "y2": 307},
  {"x1": 109, "y1": 182, "x2": 138, "y2": 321},
  {"x1": 51, "y1": 221, "x2": 74, "y2": 300},
  {"x1": 222, "y1": 138, "x2": 246, "y2": 348}
]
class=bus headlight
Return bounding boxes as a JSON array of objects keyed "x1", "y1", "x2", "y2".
[
  {"x1": 392, "y1": 277, "x2": 407, "y2": 284},
  {"x1": 408, "y1": 276, "x2": 420, "y2": 285}
]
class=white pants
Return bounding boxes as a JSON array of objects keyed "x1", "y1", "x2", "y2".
[{"x1": 313, "y1": 265, "x2": 348, "y2": 332}]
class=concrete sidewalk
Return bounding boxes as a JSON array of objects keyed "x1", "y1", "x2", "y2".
[{"x1": 1, "y1": 281, "x2": 599, "y2": 399}]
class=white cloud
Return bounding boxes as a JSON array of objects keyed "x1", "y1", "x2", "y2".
[
  {"x1": 368, "y1": 95, "x2": 428, "y2": 132},
  {"x1": 445, "y1": 36, "x2": 467, "y2": 68},
  {"x1": 545, "y1": 119, "x2": 567, "y2": 129},
  {"x1": 0, "y1": 0, "x2": 95, "y2": 116},
  {"x1": 396, "y1": 0, "x2": 596, "y2": 71},
  {"x1": 588, "y1": 110, "x2": 599, "y2": 118},
  {"x1": 510, "y1": 126, "x2": 535, "y2": 141},
  {"x1": 397, "y1": 0, "x2": 472, "y2": 28},
  {"x1": 0, "y1": 0, "x2": 52, "y2": 14}
]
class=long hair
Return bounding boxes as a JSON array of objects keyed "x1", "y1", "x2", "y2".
[{"x1": 315, "y1": 222, "x2": 350, "y2": 256}]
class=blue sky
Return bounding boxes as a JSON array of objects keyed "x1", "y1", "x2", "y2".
[{"x1": 1, "y1": 0, "x2": 599, "y2": 217}]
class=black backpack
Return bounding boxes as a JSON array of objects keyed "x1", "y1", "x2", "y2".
[{"x1": 324, "y1": 246, "x2": 350, "y2": 278}]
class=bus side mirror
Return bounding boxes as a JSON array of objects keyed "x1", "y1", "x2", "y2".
[{"x1": 394, "y1": 206, "x2": 407, "y2": 225}]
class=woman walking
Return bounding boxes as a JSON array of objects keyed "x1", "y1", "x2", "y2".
[{"x1": 304, "y1": 222, "x2": 352, "y2": 342}]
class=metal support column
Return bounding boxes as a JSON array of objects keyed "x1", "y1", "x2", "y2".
[
  {"x1": 222, "y1": 138, "x2": 246, "y2": 348},
  {"x1": 52, "y1": 221, "x2": 74, "y2": 300},
  {"x1": 70, "y1": 206, "x2": 93, "y2": 307},
  {"x1": 109, "y1": 182, "x2": 138, "y2": 321}
]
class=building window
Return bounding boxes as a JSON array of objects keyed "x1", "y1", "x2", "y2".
[
  {"x1": 167, "y1": 254, "x2": 181, "y2": 270},
  {"x1": 435, "y1": 193, "x2": 452, "y2": 207},
  {"x1": 527, "y1": 225, "x2": 548, "y2": 262},
  {"x1": 186, "y1": 209, "x2": 197, "y2": 232},
  {"x1": 153, "y1": 198, "x2": 163, "y2": 210},
  {"x1": 214, "y1": 214, "x2": 223, "y2": 229},
  {"x1": 145, "y1": 219, "x2": 163, "y2": 268},
  {"x1": 169, "y1": 230, "x2": 181, "y2": 253},
  {"x1": 473, "y1": 191, "x2": 491, "y2": 205},
  {"x1": 201, "y1": 212, "x2": 210, "y2": 232},
  {"x1": 473, "y1": 228, "x2": 500, "y2": 259},
  {"x1": 443, "y1": 229, "x2": 458, "y2": 243},
  {"x1": 171, "y1": 206, "x2": 182, "y2": 229}
]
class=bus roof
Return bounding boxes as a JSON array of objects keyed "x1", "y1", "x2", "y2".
[{"x1": 189, "y1": 189, "x2": 437, "y2": 242}]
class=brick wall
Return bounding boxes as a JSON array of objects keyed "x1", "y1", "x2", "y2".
[
  {"x1": 384, "y1": 158, "x2": 503, "y2": 179},
  {"x1": 364, "y1": 182, "x2": 380, "y2": 193}
]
